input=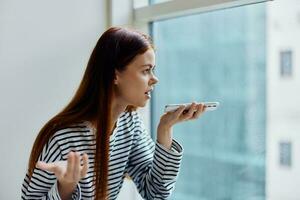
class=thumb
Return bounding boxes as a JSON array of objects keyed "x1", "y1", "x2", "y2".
[{"x1": 36, "y1": 161, "x2": 58, "y2": 173}]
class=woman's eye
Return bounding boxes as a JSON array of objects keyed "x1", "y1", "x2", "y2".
[
  {"x1": 143, "y1": 67, "x2": 155, "y2": 75},
  {"x1": 143, "y1": 69, "x2": 151, "y2": 74}
]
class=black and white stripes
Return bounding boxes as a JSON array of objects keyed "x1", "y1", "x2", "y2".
[{"x1": 22, "y1": 111, "x2": 183, "y2": 200}]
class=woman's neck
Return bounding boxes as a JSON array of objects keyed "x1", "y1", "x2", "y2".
[
  {"x1": 111, "y1": 103, "x2": 126, "y2": 126},
  {"x1": 91, "y1": 98, "x2": 127, "y2": 133}
]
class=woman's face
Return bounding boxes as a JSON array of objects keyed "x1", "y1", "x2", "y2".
[{"x1": 114, "y1": 48, "x2": 158, "y2": 107}]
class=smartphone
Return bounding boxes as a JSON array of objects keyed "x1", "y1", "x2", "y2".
[{"x1": 164, "y1": 102, "x2": 219, "y2": 113}]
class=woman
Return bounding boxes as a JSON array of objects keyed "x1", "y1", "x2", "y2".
[{"x1": 21, "y1": 27, "x2": 206, "y2": 200}]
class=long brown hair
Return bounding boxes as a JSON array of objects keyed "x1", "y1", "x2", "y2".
[{"x1": 28, "y1": 27, "x2": 153, "y2": 199}]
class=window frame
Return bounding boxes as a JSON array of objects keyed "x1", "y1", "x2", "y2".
[{"x1": 134, "y1": 0, "x2": 272, "y2": 23}]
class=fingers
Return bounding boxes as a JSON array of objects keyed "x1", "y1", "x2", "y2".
[
  {"x1": 66, "y1": 152, "x2": 89, "y2": 180},
  {"x1": 80, "y1": 153, "x2": 89, "y2": 178},
  {"x1": 174, "y1": 105, "x2": 186, "y2": 117},
  {"x1": 187, "y1": 102, "x2": 197, "y2": 117},
  {"x1": 180, "y1": 102, "x2": 207, "y2": 121},
  {"x1": 192, "y1": 103, "x2": 205, "y2": 119},
  {"x1": 66, "y1": 151, "x2": 75, "y2": 178},
  {"x1": 180, "y1": 102, "x2": 197, "y2": 121},
  {"x1": 73, "y1": 152, "x2": 81, "y2": 179}
]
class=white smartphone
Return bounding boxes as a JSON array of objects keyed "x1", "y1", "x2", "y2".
[{"x1": 164, "y1": 102, "x2": 220, "y2": 113}]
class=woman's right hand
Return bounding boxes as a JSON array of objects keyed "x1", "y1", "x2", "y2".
[{"x1": 36, "y1": 151, "x2": 89, "y2": 200}]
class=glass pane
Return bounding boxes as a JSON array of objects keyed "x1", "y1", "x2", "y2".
[{"x1": 151, "y1": 3, "x2": 266, "y2": 200}]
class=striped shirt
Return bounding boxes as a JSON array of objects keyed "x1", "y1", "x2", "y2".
[{"x1": 21, "y1": 111, "x2": 183, "y2": 200}]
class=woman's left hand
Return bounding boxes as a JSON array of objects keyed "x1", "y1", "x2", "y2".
[
  {"x1": 160, "y1": 102, "x2": 205, "y2": 128},
  {"x1": 157, "y1": 102, "x2": 206, "y2": 149}
]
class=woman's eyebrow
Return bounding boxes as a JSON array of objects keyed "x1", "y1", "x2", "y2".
[{"x1": 142, "y1": 64, "x2": 155, "y2": 68}]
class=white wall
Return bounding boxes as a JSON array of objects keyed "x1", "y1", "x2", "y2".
[
  {"x1": 0, "y1": 0, "x2": 107, "y2": 199},
  {"x1": 266, "y1": 0, "x2": 300, "y2": 199}
]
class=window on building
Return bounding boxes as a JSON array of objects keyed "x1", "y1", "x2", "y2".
[
  {"x1": 279, "y1": 141, "x2": 292, "y2": 167},
  {"x1": 280, "y1": 50, "x2": 293, "y2": 77}
]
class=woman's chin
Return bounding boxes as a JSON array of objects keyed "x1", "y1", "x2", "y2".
[
  {"x1": 137, "y1": 100, "x2": 148, "y2": 108},
  {"x1": 136, "y1": 103, "x2": 146, "y2": 108},
  {"x1": 129, "y1": 98, "x2": 149, "y2": 108}
]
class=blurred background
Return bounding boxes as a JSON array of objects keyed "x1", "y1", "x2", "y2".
[{"x1": 0, "y1": 0, "x2": 299, "y2": 199}]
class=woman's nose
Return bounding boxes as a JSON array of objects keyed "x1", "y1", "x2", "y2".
[{"x1": 151, "y1": 74, "x2": 159, "y2": 85}]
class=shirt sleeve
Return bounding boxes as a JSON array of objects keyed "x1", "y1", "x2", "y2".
[
  {"x1": 21, "y1": 134, "x2": 81, "y2": 200},
  {"x1": 126, "y1": 112, "x2": 184, "y2": 200}
]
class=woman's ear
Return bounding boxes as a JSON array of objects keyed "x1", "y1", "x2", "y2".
[
  {"x1": 114, "y1": 70, "x2": 120, "y2": 85},
  {"x1": 114, "y1": 76, "x2": 118, "y2": 85}
]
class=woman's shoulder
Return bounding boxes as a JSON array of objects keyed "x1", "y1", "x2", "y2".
[
  {"x1": 51, "y1": 121, "x2": 93, "y2": 142},
  {"x1": 41, "y1": 122, "x2": 94, "y2": 161},
  {"x1": 114, "y1": 111, "x2": 143, "y2": 135},
  {"x1": 118, "y1": 111, "x2": 141, "y2": 124}
]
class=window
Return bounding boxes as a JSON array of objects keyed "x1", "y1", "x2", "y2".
[
  {"x1": 280, "y1": 50, "x2": 293, "y2": 77},
  {"x1": 151, "y1": 3, "x2": 266, "y2": 200},
  {"x1": 279, "y1": 141, "x2": 292, "y2": 167}
]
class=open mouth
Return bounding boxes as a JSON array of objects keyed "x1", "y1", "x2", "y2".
[
  {"x1": 145, "y1": 89, "x2": 152, "y2": 98},
  {"x1": 145, "y1": 91, "x2": 151, "y2": 97}
]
